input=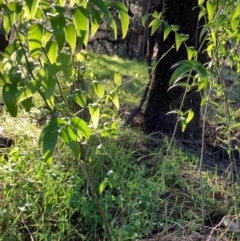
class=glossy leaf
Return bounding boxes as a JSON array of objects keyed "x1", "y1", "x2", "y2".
[
  {"x1": 59, "y1": 0, "x2": 66, "y2": 6},
  {"x1": 142, "y1": 13, "x2": 151, "y2": 27},
  {"x1": 28, "y1": 23, "x2": 43, "y2": 59},
  {"x1": 24, "y1": 0, "x2": 40, "y2": 20},
  {"x1": 39, "y1": 118, "x2": 66, "y2": 166},
  {"x1": 149, "y1": 18, "x2": 161, "y2": 36},
  {"x1": 93, "y1": 81, "x2": 104, "y2": 98},
  {"x1": 18, "y1": 69, "x2": 44, "y2": 102},
  {"x1": 46, "y1": 41, "x2": 58, "y2": 64},
  {"x1": 46, "y1": 95, "x2": 55, "y2": 110},
  {"x1": 114, "y1": 72, "x2": 122, "y2": 86},
  {"x1": 109, "y1": 92, "x2": 119, "y2": 110},
  {"x1": 199, "y1": 22, "x2": 214, "y2": 42},
  {"x1": 91, "y1": 0, "x2": 117, "y2": 38},
  {"x1": 2, "y1": 83, "x2": 18, "y2": 117},
  {"x1": 171, "y1": 25, "x2": 180, "y2": 32},
  {"x1": 69, "y1": 0, "x2": 75, "y2": 7},
  {"x1": 3, "y1": 3, "x2": 18, "y2": 36},
  {"x1": 152, "y1": 11, "x2": 161, "y2": 19},
  {"x1": 42, "y1": 75, "x2": 57, "y2": 99},
  {"x1": 73, "y1": 91, "x2": 87, "y2": 107},
  {"x1": 169, "y1": 64, "x2": 192, "y2": 86},
  {"x1": 198, "y1": 79, "x2": 208, "y2": 91},
  {"x1": 186, "y1": 110, "x2": 194, "y2": 123},
  {"x1": 89, "y1": 104, "x2": 100, "y2": 129},
  {"x1": 186, "y1": 46, "x2": 197, "y2": 60},
  {"x1": 72, "y1": 6, "x2": 89, "y2": 47},
  {"x1": 232, "y1": 3, "x2": 240, "y2": 19},
  {"x1": 43, "y1": 31, "x2": 52, "y2": 47},
  {"x1": 59, "y1": 126, "x2": 80, "y2": 158},
  {"x1": 164, "y1": 23, "x2": 171, "y2": 40},
  {"x1": 99, "y1": 180, "x2": 106, "y2": 194},
  {"x1": 206, "y1": 1, "x2": 216, "y2": 21},
  {"x1": 56, "y1": 53, "x2": 72, "y2": 78},
  {"x1": 113, "y1": 1, "x2": 129, "y2": 38},
  {"x1": 71, "y1": 116, "x2": 90, "y2": 140},
  {"x1": 175, "y1": 32, "x2": 183, "y2": 51},
  {"x1": 49, "y1": 13, "x2": 66, "y2": 50},
  {"x1": 216, "y1": 14, "x2": 227, "y2": 28},
  {"x1": 91, "y1": 8, "x2": 103, "y2": 37},
  {"x1": 65, "y1": 24, "x2": 76, "y2": 54}
]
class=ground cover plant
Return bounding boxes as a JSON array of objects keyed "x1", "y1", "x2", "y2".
[{"x1": 0, "y1": 0, "x2": 240, "y2": 241}]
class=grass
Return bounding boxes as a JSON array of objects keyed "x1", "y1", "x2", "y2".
[
  {"x1": 1, "y1": 52, "x2": 240, "y2": 241},
  {"x1": 86, "y1": 52, "x2": 149, "y2": 107}
]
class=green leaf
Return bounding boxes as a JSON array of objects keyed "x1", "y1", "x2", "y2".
[
  {"x1": 206, "y1": 1, "x2": 216, "y2": 21},
  {"x1": 71, "y1": 116, "x2": 91, "y2": 140},
  {"x1": 181, "y1": 117, "x2": 187, "y2": 132},
  {"x1": 175, "y1": 32, "x2": 183, "y2": 51},
  {"x1": 24, "y1": 0, "x2": 40, "y2": 20},
  {"x1": 152, "y1": 11, "x2": 161, "y2": 19},
  {"x1": 114, "y1": 72, "x2": 122, "y2": 86},
  {"x1": 231, "y1": 18, "x2": 239, "y2": 31},
  {"x1": 59, "y1": 126, "x2": 80, "y2": 158},
  {"x1": 232, "y1": 3, "x2": 240, "y2": 19},
  {"x1": 59, "y1": 0, "x2": 66, "y2": 6},
  {"x1": 18, "y1": 69, "x2": 44, "y2": 102},
  {"x1": 65, "y1": 24, "x2": 76, "y2": 54},
  {"x1": 3, "y1": 3, "x2": 18, "y2": 36},
  {"x1": 21, "y1": 97, "x2": 32, "y2": 112},
  {"x1": 45, "y1": 95, "x2": 55, "y2": 110},
  {"x1": 28, "y1": 23, "x2": 43, "y2": 59},
  {"x1": 70, "y1": 0, "x2": 75, "y2": 7},
  {"x1": 169, "y1": 64, "x2": 192, "y2": 86},
  {"x1": 56, "y1": 53, "x2": 72, "y2": 78},
  {"x1": 149, "y1": 18, "x2": 161, "y2": 36},
  {"x1": 197, "y1": 80, "x2": 206, "y2": 91},
  {"x1": 49, "y1": 13, "x2": 66, "y2": 50},
  {"x1": 2, "y1": 83, "x2": 18, "y2": 117},
  {"x1": 72, "y1": 91, "x2": 87, "y2": 107},
  {"x1": 199, "y1": 22, "x2": 214, "y2": 42},
  {"x1": 91, "y1": 0, "x2": 117, "y2": 38},
  {"x1": 72, "y1": 6, "x2": 89, "y2": 47},
  {"x1": 89, "y1": 104, "x2": 100, "y2": 129},
  {"x1": 39, "y1": 118, "x2": 65, "y2": 166},
  {"x1": 168, "y1": 82, "x2": 191, "y2": 91},
  {"x1": 142, "y1": 13, "x2": 151, "y2": 27},
  {"x1": 215, "y1": 14, "x2": 227, "y2": 28},
  {"x1": 163, "y1": 23, "x2": 171, "y2": 40},
  {"x1": 186, "y1": 110, "x2": 194, "y2": 123},
  {"x1": 43, "y1": 31, "x2": 52, "y2": 47},
  {"x1": 186, "y1": 46, "x2": 197, "y2": 60},
  {"x1": 171, "y1": 25, "x2": 180, "y2": 32},
  {"x1": 93, "y1": 81, "x2": 105, "y2": 98},
  {"x1": 99, "y1": 180, "x2": 106, "y2": 194},
  {"x1": 109, "y1": 92, "x2": 119, "y2": 110},
  {"x1": 113, "y1": 1, "x2": 129, "y2": 38},
  {"x1": 91, "y1": 8, "x2": 103, "y2": 37},
  {"x1": 46, "y1": 41, "x2": 58, "y2": 64},
  {"x1": 196, "y1": 64, "x2": 208, "y2": 80},
  {"x1": 198, "y1": 7, "x2": 207, "y2": 21}
]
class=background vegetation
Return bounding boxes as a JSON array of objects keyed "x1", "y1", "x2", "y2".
[{"x1": 0, "y1": 0, "x2": 240, "y2": 241}]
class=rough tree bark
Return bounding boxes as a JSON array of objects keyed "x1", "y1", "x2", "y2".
[{"x1": 144, "y1": 0, "x2": 205, "y2": 137}]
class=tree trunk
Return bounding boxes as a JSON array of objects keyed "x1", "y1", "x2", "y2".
[{"x1": 144, "y1": 0, "x2": 204, "y2": 137}]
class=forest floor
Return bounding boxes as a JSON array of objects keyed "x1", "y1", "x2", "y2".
[{"x1": 1, "y1": 52, "x2": 240, "y2": 241}]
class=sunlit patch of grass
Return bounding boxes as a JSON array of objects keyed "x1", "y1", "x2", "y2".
[{"x1": 87, "y1": 52, "x2": 149, "y2": 107}]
